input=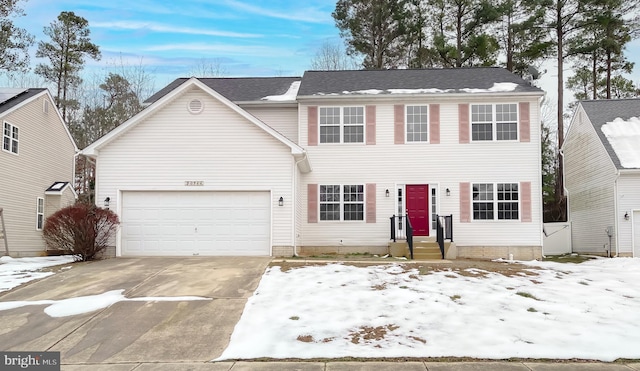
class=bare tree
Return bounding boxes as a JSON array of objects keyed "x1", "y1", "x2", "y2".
[
  {"x1": 310, "y1": 41, "x2": 360, "y2": 70},
  {"x1": 189, "y1": 58, "x2": 228, "y2": 77}
]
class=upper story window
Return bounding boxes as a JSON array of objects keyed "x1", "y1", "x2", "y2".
[
  {"x1": 3, "y1": 122, "x2": 19, "y2": 154},
  {"x1": 406, "y1": 105, "x2": 429, "y2": 142},
  {"x1": 319, "y1": 184, "x2": 364, "y2": 221},
  {"x1": 471, "y1": 104, "x2": 518, "y2": 142},
  {"x1": 473, "y1": 183, "x2": 519, "y2": 220},
  {"x1": 319, "y1": 107, "x2": 364, "y2": 143}
]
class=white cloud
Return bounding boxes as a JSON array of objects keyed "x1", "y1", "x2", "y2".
[
  {"x1": 92, "y1": 21, "x2": 262, "y2": 38},
  {"x1": 143, "y1": 43, "x2": 293, "y2": 57},
  {"x1": 222, "y1": 0, "x2": 333, "y2": 24}
]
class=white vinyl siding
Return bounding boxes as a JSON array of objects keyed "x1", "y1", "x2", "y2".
[
  {"x1": 95, "y1": 87, "x2": 296, "y2": 256},
  {"x1": 299, "y1": 98, "x2": 542, "y2": 248},
  {"x1": 564, "y1": 106, "x2": 618, "y2": 254},
  {"x1": 616, "y1": 173, "x2": 640, "y2": 255},
  {"x1": 243, "y1": 106, "x2": 298, "y2": 143},
  {"x1": 0, "y1": 92, "x2": 76, "y2": 256}
]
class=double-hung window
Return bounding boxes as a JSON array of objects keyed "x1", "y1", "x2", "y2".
[
  {"x1": 471, "y1": 104, "x2": 518, "y2": 141},
  {"x1": 319, "y1": 107, "x2": 364, "y2": 143},
  {"x1": 3, "y1": 122, "x2": 18, "y2": 154},
  {"x1": 319, "y1": 184, "x2": 364, "y2": 221},
  {"x1": 473, "y1": 183, "x2": 519, "y2": 220},
  {"x1": 406, "y1": 105, "x2": 429, "y2": 142},
  {"x1": 36, "y1": 197, "x2": 44, "y2": 230}
]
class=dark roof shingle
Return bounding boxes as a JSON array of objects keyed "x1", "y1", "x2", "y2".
[
  {"x1": 0, "y1": 88, "x2": 47, "y2": 115},
  {"x1": 144, "y1": 77, "x2": 301, "y2": 104},
  {"x1": 298, "y1": 68, "x2": 542, "y2": 96}
]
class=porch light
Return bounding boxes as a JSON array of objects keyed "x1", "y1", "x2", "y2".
[
  {"x1": 385, "y1": 189, "x2": 390, "y2": 198},
  {"x1": 624, "y1": 212, "x2": 629, "y2": 221},
  {"x1": 279, "y1": 197, "x2": 284, "y2": 207},
  {"x1": 446, "y1": 188, "x2": 451, "y2": 197},
  {"x1": 104, "y1": 197, "x2": 110, "y2": 209}
]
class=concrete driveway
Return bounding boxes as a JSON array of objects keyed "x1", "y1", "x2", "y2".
[{"x1": 0, "y1": 257, "x2": 271, "y2": 367}]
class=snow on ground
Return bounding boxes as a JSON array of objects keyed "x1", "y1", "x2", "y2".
[
  {"x1": 0, "y1": 255, "x2": 75, "y2": 293},
  {"x1": 218, "y1": 258, "x2": 640, "y2": 362},
  {"x1": 601, "y1": 117, "x2": 640, "y2": 168},
  {"x1": 0, "y1": 289, "x2": 211, "y2": 317}
]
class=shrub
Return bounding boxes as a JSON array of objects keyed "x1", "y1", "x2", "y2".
[{"x1": 43, "y1": 203, "x2": 119, "y2": 261}]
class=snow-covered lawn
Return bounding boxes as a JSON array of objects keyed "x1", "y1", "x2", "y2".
[
  {"x1": 218, "y1": 258, "x2": 640, "y2": 362},
  {"x1": 0, "y1": 255, "x2": 75, "y2": 293}
]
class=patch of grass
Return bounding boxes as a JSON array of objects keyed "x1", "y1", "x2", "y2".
[
  {"x1": 543, "y1": 254, "x2": 597, "y2": 264},
  {"x1": 516, "y1": 291, "x2": 541, "y2": 301},
  {"x1": 579, "y1": 281, "x2": 589, "y2": 286},
  {"x1": 289, "y1": 316, "x2": 300, "y2": 320},
  {"x1": 450, "y1": 294, "x2": 462, "y2": 302},
  {"x1": 527, "y1": 307, "x2": 538, "y2": 313}
]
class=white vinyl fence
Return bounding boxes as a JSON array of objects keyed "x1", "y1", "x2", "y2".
[{"x1": 543, "y1": 222, "x2": 572, "y2": 255}]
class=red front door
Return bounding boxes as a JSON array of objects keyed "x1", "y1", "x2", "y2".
[{"x1": 406, "y1": 184, "x2": 429, "y2": 236}]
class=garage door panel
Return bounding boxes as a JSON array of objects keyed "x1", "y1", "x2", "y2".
[{"x1": 122, "y1": 191, "x2": 271, "y2": 256}]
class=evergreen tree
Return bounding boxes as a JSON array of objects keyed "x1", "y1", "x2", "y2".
[
  {"x1": 497, "y1": 0, "x2": 552, "y2": 76},
  {"x1": 0, "y1": 0, "x2": 34, "y2": 73},
  {"x1": 35, "y1": 11, "x2": 101, "y2": 121},
  {"x1": 430, "y1": 0, "x2": 501, "y2": 68},
  {"x1": 333, "y1": 0, "x2": 409, "y2": 69}
]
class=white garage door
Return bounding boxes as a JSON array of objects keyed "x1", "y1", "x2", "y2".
[{"x1": 121, "y1": 191, "x2": 271, "y2": 256}]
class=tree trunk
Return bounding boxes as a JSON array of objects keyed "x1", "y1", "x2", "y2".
[
  {"x1": 556, "y1": 1, "x2": 565, "y2": 208},
  {"x1": 592, "y1": 51, "x2": 597, "y2": 100}
]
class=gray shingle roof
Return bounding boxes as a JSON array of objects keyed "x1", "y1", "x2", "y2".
[
  {"x1": 144, "y1": 77, "x2": 301, "y2": 104},
  {"x1": 298, "y1": 67, "x2": 542, "y2": 96},
  {"x1": 0, "y1": 88, "x2": 47, "y2": 115},
  {"x1": 580, "y1": 98, "x2": 640, "y2": 169}
]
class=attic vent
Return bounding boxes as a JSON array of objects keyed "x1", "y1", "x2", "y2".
[
  {"x1": 43, "y1": 99, "x2": 49, "y2": 114},
  {"x1": 188, "y1": 99, "x2": 204, "y2": 114}
]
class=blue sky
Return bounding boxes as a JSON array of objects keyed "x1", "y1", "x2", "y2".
[
  {"x1": 11, "y1": 0, "x2": 640, "y2": 101},
  {"x1": 15, "y1": 0, "x2": 340, "y2": 85}
]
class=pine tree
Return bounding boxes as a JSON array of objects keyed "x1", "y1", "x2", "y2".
[
  {"x1": 0, "y1": 0, "x2": 34, "y2": 73},
  {"x1": 333, "y1": 0, "x2": 409, "y2": 69},
  {"x1": 35, "y1": 11, "x2": 101, "y2": 121}
]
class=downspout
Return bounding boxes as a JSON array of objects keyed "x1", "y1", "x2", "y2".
[
  {"x1": 292, "y1": 152, "x2": 308, "y2": 257},
  {"x1": 613, "y1": 170, "x2": 621, "y2": 257}
]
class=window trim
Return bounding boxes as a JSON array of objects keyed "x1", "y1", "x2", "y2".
[
  {"x1": 405, "y1": 104, "x2": 429, "y2": 143},
  {"x1": 36, "y1": 197, "x2": 44, "y2": 230},
  {"x1": 3, "y1": 121, "x2": 19, "y2": 155},
  {"x1": 319, "y1": 184, "x2": 365, "y2": 222},
  {"x1": 318, "y1": 106, "x2": 366, "y2": 144},
  {"x1": 470, "y1": 103, "x2": 519, "y2": 142},
  {"x1": 472, "y1": 182, "x2": 520, "y2": 221}
]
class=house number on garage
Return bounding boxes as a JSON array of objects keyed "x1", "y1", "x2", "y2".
[{"x1": 185, "y1": 181, "x2": 204, "y2": 186}]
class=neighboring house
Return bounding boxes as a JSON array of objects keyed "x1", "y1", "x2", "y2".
[
  {"x1": 563, "y1": 99, "x2": 640, "y2": 258},
  {"x1": 0, "y1": 88, "x2": 78, "y2": 257},
  {"x1": 82, "y1": 68, "x2": 544, "y2": 260}
]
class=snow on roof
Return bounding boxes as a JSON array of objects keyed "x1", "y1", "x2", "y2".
[
  {"x1": 601, "y1": 117, "x2": 640, "y2": 168},
  {"x1": 316, "y1": 83, "x2": 518, "y2": 96},
  {"x1": 461, "y1": 82, "x2": 519, "y2": 93},
  {"x1": 261, "y1": 81, "x2": 301, "y2": 101}
]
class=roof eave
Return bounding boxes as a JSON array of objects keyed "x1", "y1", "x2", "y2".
[
  {"x1": 295, "y1": 91, "x2": 544, "y2": 101},
  {"x1": 236, "y1": 100, "x2": 298, "y2": 108}
]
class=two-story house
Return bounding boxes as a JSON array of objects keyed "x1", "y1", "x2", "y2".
[
  {"x1": 0, "y1": 88, "x2": 78, "y2": 257},
  {"x1": 81, "y1": 68, "x2": 544, "y2": 260}
]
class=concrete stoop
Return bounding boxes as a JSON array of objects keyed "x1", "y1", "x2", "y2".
[{"x1": 389, "y1": 238, "x2": 457, "y2": 260}]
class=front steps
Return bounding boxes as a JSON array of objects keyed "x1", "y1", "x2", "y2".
[{"x1": 389, "y1": 236, "x2": 456, "y2": 260}]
